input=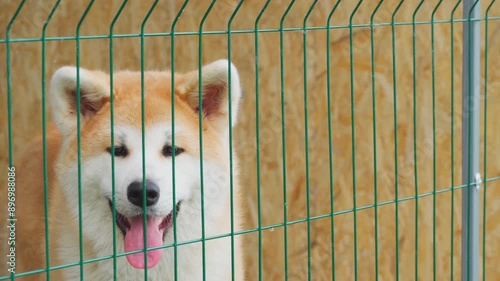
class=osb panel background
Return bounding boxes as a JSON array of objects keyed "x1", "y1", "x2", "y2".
[{"x1": 1, "y1": 0, "x2": 500, "y2": 280}]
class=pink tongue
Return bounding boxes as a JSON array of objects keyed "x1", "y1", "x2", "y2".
[{"x1": 124, "y1": 216, "x2": 164, "y2": 269}]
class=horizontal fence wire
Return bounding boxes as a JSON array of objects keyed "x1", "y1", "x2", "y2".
[
  {"x1": 1, "y1": 1, "x2": 500, "y2": 281},
  {"x1": 2, "y1": 17, "x2": 500, "y2": 43}
]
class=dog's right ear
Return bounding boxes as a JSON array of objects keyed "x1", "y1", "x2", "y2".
[{"x1": 50, "y1": 66, "x2": 111, "y2": 135}]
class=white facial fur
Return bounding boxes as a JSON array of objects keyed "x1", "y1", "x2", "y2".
[
  {"x1": 57, "y1": 121, "x2": 232, "y2": 240},
  {"x1": 93, "y1": 124, "x2": 197, "y2": 218}
]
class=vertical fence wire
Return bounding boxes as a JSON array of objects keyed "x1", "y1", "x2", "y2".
[
  {"x1": 390, "y1": 1, "x2": 402, "y2": 278},
  {"x1": 75, "y1": 2, "x2": 96, "y2": 279},
  {"x1": 411, "y1": 1, "x2": 425, "y2": 279},
  {"x1": 254, "y1": 1, "x2": 271, "y2": 280},
  {"x1": 370, "y1": 2, "x2": 384, "y2": 280},
  {"x1": 482, "y1": 1, "x2": 496, "y2": 280},
  {"x1": 302, "y1": 2, "x2": 319, "y2": 280},
  {"x1": 279, "y1": 2, "x2": 296, "y2": 279},
  {"x1": 326, "y1": 3, "x2": 342, "y2": 280},
  {"x1": 450, "y1": 1, "x2": 462, "y2": 280},
  {"x1": 41, "y1": 2, "x2": 62, "y2": 280},
  {"x1": 198, "y1": 3, "x2": 218, "y2": 280},
  {"x1": 109, "y1": 1, "x2": 128, "y2": 280},
  {"x1": 227, "y1": 3, "x2": 244, "y2": 281},
  {"x1": 481, "y1": 2, "x2": 488, "y2": 276},
  {"x1": 140, "y1": 1, "x2": 160, "y2": 278},
  {"x1": 5, "y1": 1, "x2": 26, "y2": 281},
  {"x1": 348, "y1": 2, "x2": 364, "y2": 280},
  {"x1": 430, "y1": 1, "x2": 443, "y2": 280},
  {"x1": 170, "y1": 2, "x2": 190, "y2": 280}
]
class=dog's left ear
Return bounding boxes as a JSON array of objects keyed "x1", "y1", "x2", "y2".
[
  {"x1": 176, "y1": 59, "x2": 243, "y2": 133},
  {"x1": 49, "y1": 66, "x2": 111, "y2": 135}
]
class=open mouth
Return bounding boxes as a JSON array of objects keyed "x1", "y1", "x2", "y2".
[{"x1": 108, "y1": 200, "x2": 181, "y2": 269}]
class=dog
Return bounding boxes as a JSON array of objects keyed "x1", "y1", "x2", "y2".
[{"x1": 6, "y1": 59, "x2": 245, "y2": 280}]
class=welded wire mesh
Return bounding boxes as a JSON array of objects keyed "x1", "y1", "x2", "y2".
[{"x1": 0, "y1": 1, "x2": 499, "y2": 281}]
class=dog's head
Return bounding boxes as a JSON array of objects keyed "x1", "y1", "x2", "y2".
[{"x1": 49, "y1": 60, "x2": 242, "y2": 270}]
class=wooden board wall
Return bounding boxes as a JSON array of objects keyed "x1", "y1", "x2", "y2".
[{"x1": 1, "y1": 0, "x2": 500, "y2": 280}]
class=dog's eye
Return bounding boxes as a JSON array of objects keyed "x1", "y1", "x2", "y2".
[
  {"x1": 106, "y1": 145, "x2": 128, "y2": 157},
  {"x1": 162, "y1": 145, "x2": 184, "y2": 157}
]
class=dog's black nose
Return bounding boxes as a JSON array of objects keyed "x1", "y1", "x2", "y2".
[{"x1": 127, "y1": 180, "x2": 160, "y2": 207}]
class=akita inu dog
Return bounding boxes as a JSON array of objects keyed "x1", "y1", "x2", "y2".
[{"x1": 9, "y1": 60, "x2": 245, "y2": 280}]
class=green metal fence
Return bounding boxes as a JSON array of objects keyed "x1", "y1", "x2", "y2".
[{"x1": 1, "y1": 0, "x2": 499, "y2": 280}]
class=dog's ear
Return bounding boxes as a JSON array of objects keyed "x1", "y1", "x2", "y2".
[
  {"x1": 50, "y1": 66, "x2": 111, "y2": 135},
  {"x1": 176, "y1": 59, "x2": 243, "y2": 133}
]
